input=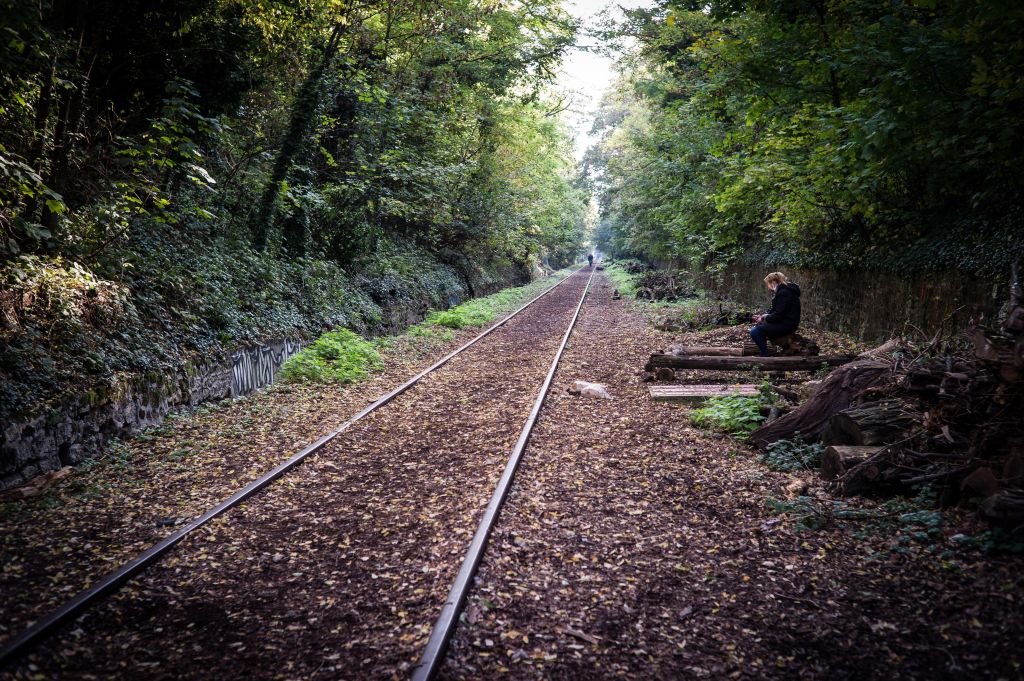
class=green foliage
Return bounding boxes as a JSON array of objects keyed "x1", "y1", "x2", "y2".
[
  {"x1": 425, "y1": 267, "x2": 576, "y2": 329},
  {"x1": 588, "y1": 2, "x2": 1024, "y2": 277},
  {"x1": 760, "y1": 433, "x2": 825, "y2": 472},
  {"x1": 0, "y1": 0, "x2": 589, "y2": 422},
  {"x1": 426, "y1": 305, "x2": 494, "y2": 330},
  {"x1": 602, "y1": 262, "x2": 640, "y2": 298},
  {"x1": 279, "y1": 329, "x2": 382, "y2": 384},
  {"x1": 405, "y1": 324, "x2": 454, "y2": 344},
  {"x1": 690, "y1": 394, "x2": 765, "y2": 438}
]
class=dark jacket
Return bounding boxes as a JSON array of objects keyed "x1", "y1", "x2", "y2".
[{"x1": 762, "y1": 282, "x2": 801, "y2": 335}]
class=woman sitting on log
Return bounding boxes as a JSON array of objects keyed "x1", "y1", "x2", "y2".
[{"x1": 751, "y1": 272, "x2": 802, "y2": 356}]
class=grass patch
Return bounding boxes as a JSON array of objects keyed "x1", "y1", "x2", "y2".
[
  {"x1": 425, "y1": 303, "x2": 494, "y2": 329},
  {"x1": 279, "y1": 329, "x2": 383, "y2": 384},
  {"x1": 602, "y1": 261, "x2": 640, "y2": 298},
  {"x1": 278, "y1": 267, "x2": 576, "y2": 384},
  {"x1": 424, "y1": 266, "x2": 577, "y2": 329}
]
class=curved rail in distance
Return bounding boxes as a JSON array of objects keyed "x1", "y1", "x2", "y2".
[{"x1": 0, "y1": 267, "x2": 585, "y2": 669}]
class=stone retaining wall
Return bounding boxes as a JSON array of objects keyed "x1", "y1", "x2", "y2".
[{"x1": 1, "y1": 267, "x2": 530, "y2": 491}]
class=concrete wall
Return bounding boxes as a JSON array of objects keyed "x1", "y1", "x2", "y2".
[{"x1": 700, "y1": 262, "x2": 1004, "y2": 342}]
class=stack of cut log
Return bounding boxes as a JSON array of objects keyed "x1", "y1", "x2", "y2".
[
  {"x1": 633, "y1": 270, "x2": 696, "y2": 302},
  {"x1": 751, "y1": 263, "x2": 1024, "y2": 530}
]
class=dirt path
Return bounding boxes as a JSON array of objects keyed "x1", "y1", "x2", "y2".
[
  {"x1": 3, "y1": 271, "x2": 590, "y2": 679},
  {"x1": 440, "y1": 274, "x2": 1023, "y2": 680}
]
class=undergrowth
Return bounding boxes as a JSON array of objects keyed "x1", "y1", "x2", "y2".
[
  {"x1": 281, "y1": 266, "x2": 576, "y2": 383},
  {"x1": 690, "y1": 383, "x2": 776, "y2": 439},
  {"x1": 690, "y1": 394, "x2": 765, "y2": 438},
  {"x1": 760, "y1": 433, "x2": 824, "y2": 472},
  {"x1": 424, "y1": 266, "x2": 576, "y2": 329},
  {"x1": 603, "y1": 259, "x2": 751, "y2": 331},
  {"x1": 279, "y1": 329, "x2": 383, "y2": 384},
  {"x1": 603, "y1": 261, "x2": 640, "y2": 298},
  {"x1": 764, "y1": 486, "x2": 1023, "y2": 557}
]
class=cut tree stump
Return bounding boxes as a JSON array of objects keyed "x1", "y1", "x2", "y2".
[
  {"x1": 654, "y1": 367, "x2": 676, "y2": 381},
  {"x1": 822, "y1": 399, "x2": 921, "y2": 446},
  {"x1": 749, "y1": 359, "x2": 892, "y2": 448},
  {"x1": 820, "y1": 446, "x2": 881, "y2": 481},
  {"x1": 646, "y1": 354, "x2": 854, "y2": 372},
  {"x1": 769, "y1": 333, "x2": 821, "y2": 357},
  {"x1": 649, "y1": 384, "x2": 759, "y2": 404}
]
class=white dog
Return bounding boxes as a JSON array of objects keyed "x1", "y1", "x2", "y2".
[{"x1": 568, "y1": 380, "x2": 612, "y2": 399}]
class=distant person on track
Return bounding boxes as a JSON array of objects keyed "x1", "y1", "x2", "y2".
[
  {"x1": 587, "y1": 253, "x2": 594, "y2": 267},
  {"x1": 751, "y1": 272, "x2": 801, "y2": 356}
]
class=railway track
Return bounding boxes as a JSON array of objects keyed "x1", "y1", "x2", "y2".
[{"x1": 2, "y1": 265, "x2": 596, "y2": 678}]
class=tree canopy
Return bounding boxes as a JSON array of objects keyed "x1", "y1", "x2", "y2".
[
  {"x1": 1, "y1": 0, "x2": 587, "y2": 267},
  {"x1": 587, "y1": 0, "x2": 1024, "y2": 276}
]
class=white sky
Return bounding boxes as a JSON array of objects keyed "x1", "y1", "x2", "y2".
[{"x1": 555, "y1": 0, "x2": 653, "y2": 160}]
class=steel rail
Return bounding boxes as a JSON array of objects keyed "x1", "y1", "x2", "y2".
[
  {"x1": 0, "y1": 267, "x2": 586, "y2": 669},
  {"x1": 413, "y1": 265, "x2": 597, "y2": 681}
]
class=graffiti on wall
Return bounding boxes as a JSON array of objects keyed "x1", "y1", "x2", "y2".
[{"x1": 230, "y1": 339, "x2": 304, "y2": 396}]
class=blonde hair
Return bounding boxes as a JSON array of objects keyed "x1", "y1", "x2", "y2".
[{"x1": 764, "y1": 271, "x2": 789, "y2": 286}]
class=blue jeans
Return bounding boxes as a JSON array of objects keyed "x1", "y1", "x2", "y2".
[{"x1": 750, "y1": 325, "x2": 771, "y2": 356}]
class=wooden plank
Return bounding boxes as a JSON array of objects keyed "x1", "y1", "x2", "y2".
[
  {"x1": 671, "y1": 345, "x2": 760, "y2": 357},
  {"x1": 646, "y1": 353, "x2": 856, "y2": 371},
  {"x1": 649, "y1": 384, "x2": 759, "y2": 404}
]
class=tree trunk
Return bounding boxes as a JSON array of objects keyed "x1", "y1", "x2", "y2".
[
  {"x1": 748, "y1": 359, "x2": 891, "y2": 448},
  {"x1": 980, "y1": 490, "x2": 1024, "y2": 532},
  {"x1": 646, "y1": 354, "x2": 854, "y2": 372},
  {"x1": 251, "y1": 23, "x2": 344, "y2": 252},
  {"x1": 820, "y1": 445, "x2": 881, "y2": 481}
]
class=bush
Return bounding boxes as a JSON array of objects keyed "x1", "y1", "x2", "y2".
[
  {"x1": 632, "y1": 269, "x2": 696, "y2": 301},
  {"x1": 425, "y1": 302, "x2": 494, "y2": 329},
  {"x1": 279, "y1": 329, "x2": 383, "y2": 384},
  {"x1": 690, "y1": 394, "x2": 765, "y2": 438}
]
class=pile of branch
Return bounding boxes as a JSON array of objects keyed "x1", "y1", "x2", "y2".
[
  {"x1": 752, "y1": 264, "x2": 1024, "y2": 530},
  {"x1": 633, "y1": 270, "x2": 696, "y2": 302},
  {"x1": 748, "y1": 358, "x2": 893, "y2": 447}
]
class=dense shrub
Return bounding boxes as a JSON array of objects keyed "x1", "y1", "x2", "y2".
[{"x1": 279, "y1": 330, "x2": 382, "y2": 384}]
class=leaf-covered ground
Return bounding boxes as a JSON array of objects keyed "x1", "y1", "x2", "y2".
[
  {"x1": 0, "y1": 272, "x2": 570, "y2": 647},
  {"x1": 3, "y1": 271, "x2": 592, "y2": 679},
  {"x1": 3, "y1": 270, "x2": 1021, "y2": 680},
  {"x1": 440, "y1": 276, "x2": 1023, "y2": 680}
]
